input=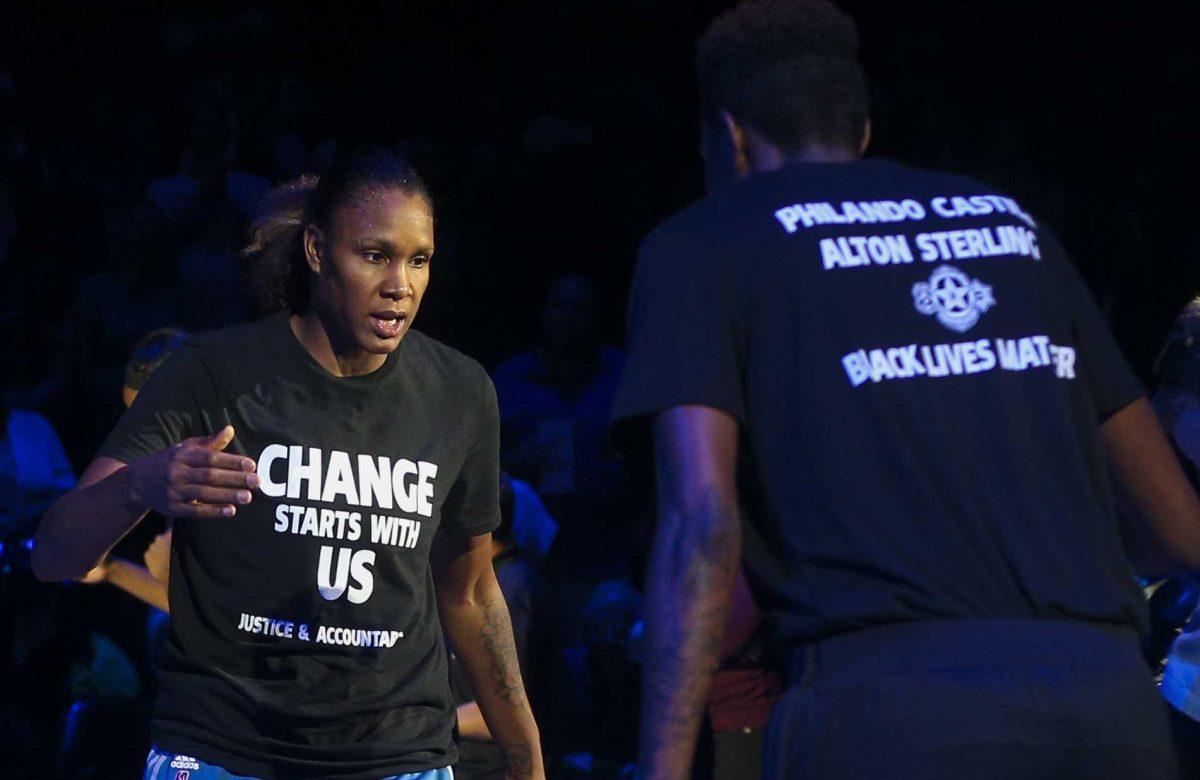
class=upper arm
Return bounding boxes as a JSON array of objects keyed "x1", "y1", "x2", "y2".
[
  {"x1": 653, "y1": 405, "x2": 740, "y2": 521},
  {"x1": 431, "y1": 530, "x2": 495, "y2": 602},
  {"x1": 610, "y1": 229, "x2": 747, "y2": 447},
  {"x1": 1102, "y1": 397, "x2": 1200, "y2": 568}
]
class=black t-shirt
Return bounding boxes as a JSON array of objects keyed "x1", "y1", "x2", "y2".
[
  {"x1": 611, "y1": 158, "x2": 1147, "y2": 648},
  {"x1": 99, "y1": 313, "x2": 501, "y2": 778}
]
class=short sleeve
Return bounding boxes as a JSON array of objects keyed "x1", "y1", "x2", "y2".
[
  {"x1": 610, "y1": 225, "x2": 746, "y2": 446},
  {"x1": 1044, "y1": 233, "x2": 1144, "y2": 420},
  {"x1": 440, "y1": 373, "x2": 502, "y2": 538},
  {"x1": 96, "y1": 341, "x2": 212, "y2": 464}
]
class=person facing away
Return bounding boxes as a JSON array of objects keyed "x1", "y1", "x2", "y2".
[
  {"x1": 33, "y1": 148, "x2": 544, "y2": 780},
  {"x1": 1150, "y1": 297, "x2": 1200, "y2": 775},
  {"x1": 609, "y1": 2, "x2": 1200, "y2": 779}
]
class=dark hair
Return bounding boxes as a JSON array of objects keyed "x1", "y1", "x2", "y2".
[
  {"x1": 244, "y1": 148, "x2": 432, "y2": 315},
  {"x1": 125, "y1": 327, "x2": 190, "y2": 391},
  {"x1": 696, "y1": 0, "x2": 869, "y2": 153}
]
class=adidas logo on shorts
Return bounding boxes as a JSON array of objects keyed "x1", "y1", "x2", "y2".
[{"x1": 169, "y1": 755, "x2": 201, "y2": 771}]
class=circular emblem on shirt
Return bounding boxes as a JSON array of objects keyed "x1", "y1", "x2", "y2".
[{"x1": 912, "y1": 265, "x2": 996, "y2": 333}]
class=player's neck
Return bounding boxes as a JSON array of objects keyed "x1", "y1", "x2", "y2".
[
  {"x1": 746, "y1": 142, "x2": 859, "y2": 173},
  {"x1": 290, "y1": 311, "x2": 388, "y2": 378}
]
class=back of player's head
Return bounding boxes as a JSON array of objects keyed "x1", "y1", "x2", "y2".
[
  {"x1": 125, "y1": 327, "x2": 190, "y2": 392},
  {"x1": 696, "y1": 0, "x2": 868, "y2": 153}
]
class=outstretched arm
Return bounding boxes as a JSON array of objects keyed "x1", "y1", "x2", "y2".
[
  {"x1": 639, "y1": 405, "x2": 742, "y2": 780},
  {"x1": 33, "y1": 426, "x2": 256, "y2": 582},
  {"x1": 433, "y1": 531, "x2": 543, "y2": 779}
]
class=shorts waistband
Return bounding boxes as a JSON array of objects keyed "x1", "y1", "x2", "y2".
[{"x1": 786, "y1": 618, "x2": 1142, "y2": 687}]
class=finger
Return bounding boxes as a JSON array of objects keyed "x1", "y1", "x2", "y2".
[
  {"x1": 172, "y1": 484, "x2": 254, "y2": 506},
  {"x1": 202, "y1": 425, "x2": 236, "y2": 452},
  {"x1": 182, "y1": 465, "x2": 261, "y2": 489},
  {"x1": 180, "y1": 447, "x2": 256, "y2": 473},
  {"x1": 179, "y1": 427, "x2": 231, "y2": 449},
  {"x1": 169, "y1": 501, "x2": 238, "y2": 519}
]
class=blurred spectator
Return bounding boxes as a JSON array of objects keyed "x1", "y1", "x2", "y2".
[
  {"x1": 61, "y1": 200, "x2": 181, "y2": 459},
  {"x1": 146, "y1": 75, "x2": 269, "y2": 219},
  {"x1": 59, "y1": 327, "x2": 187, "y2": 778},
  {"x1": 571, "y1": 578, "x2": 642, "y2": 769},
  {"x1": 0, "y1": 385, "x2": 76, "y2": 540},
  {"x1": 78, "y1": 327, "x2": 187, "y2": 612},
  {"x1": 509, "y1": 475, "x2": 558, "y2": 567},
  {"x1": 1150, "y1": 298, "x2": 1200, "y2": 776},
  {"x1": 492, "y1": 274, "x2": 633, "y2": 577},
  {"x1": 0, "y1": 322, "x2": 78, "y2": 777},
  {"x1": 175, "y1": 196, "x2": 249, "y2": 330}
]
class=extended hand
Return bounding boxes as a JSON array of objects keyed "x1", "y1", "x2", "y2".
[{"x1": 129, "y1": 426, "x2": 259, "y2": 519}]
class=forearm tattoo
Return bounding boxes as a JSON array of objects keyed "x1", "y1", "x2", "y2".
[
  {"x1": 642, "y1": 513, "x2": 739, "y2": 772},
  {"x1": 500, "y1": 742, "x2": 535, "y2": 776},
  {"x1": 481, "y1": 594, "x2": 528, "y2": 708}
]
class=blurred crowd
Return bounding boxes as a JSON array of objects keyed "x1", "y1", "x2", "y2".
[{"x1": 1, "y1": 2, "x2": 1199, "y2": 778}]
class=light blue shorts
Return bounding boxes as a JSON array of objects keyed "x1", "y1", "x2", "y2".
[{"x1": 144, "y1": 746, "x2": 454, "y2": 780}]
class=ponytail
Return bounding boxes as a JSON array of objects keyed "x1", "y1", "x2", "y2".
[{"x1": 243, "y1": 175, "x2": 317, "y2": 315}]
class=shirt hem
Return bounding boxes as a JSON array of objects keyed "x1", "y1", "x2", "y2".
[{"x1": 152, "y1": 730, "x2": 454, "y2": 780}]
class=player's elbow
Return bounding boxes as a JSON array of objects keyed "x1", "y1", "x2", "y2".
[
  {"x1": 30, "y1": 539, "x2": 72, "y2": 582},
  {"x1": 30, "y1": 513, "x2": 85, "y2": 582}
]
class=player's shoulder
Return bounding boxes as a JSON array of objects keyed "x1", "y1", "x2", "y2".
[
  {"x1": 187, "y1": 315, "x2": 282, "y2": 356},
  {"x1": 640, "y1": 157, "x2": 994, "y2": 252},
  {"x1": 637, "y1": 195, "x2": 734, "y2": 274},
  {"x1": 876, "y1": 161, "x2": 1035, "y2": 213},
  {"x1": 402, "y1": 329, "x2": 492, "y2": 391}
]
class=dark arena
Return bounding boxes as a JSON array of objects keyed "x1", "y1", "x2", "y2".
[{"x1": 3, "y1": 1, "x2": 1200, "y2": 778}]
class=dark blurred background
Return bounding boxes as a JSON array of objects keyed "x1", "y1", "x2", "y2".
[
  {"x1": 0, "y1": 1, "x2": 1196, "y2": 777},
  {"x1": 2, "y1": 2, "x2": 1197, "y2": 429}
]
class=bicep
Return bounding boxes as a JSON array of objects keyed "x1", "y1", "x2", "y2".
[{"x1": 431, "y1": 530, "x2": 495, "y2": 602}]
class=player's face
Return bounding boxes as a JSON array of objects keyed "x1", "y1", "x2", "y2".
[{"x1": 307, "y1": 187, "x2": 434, "y2": 356}]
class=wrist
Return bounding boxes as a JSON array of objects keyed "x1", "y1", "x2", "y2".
[{"x1": 122, "y1": 458, "x2": 151, "y2": 514}]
